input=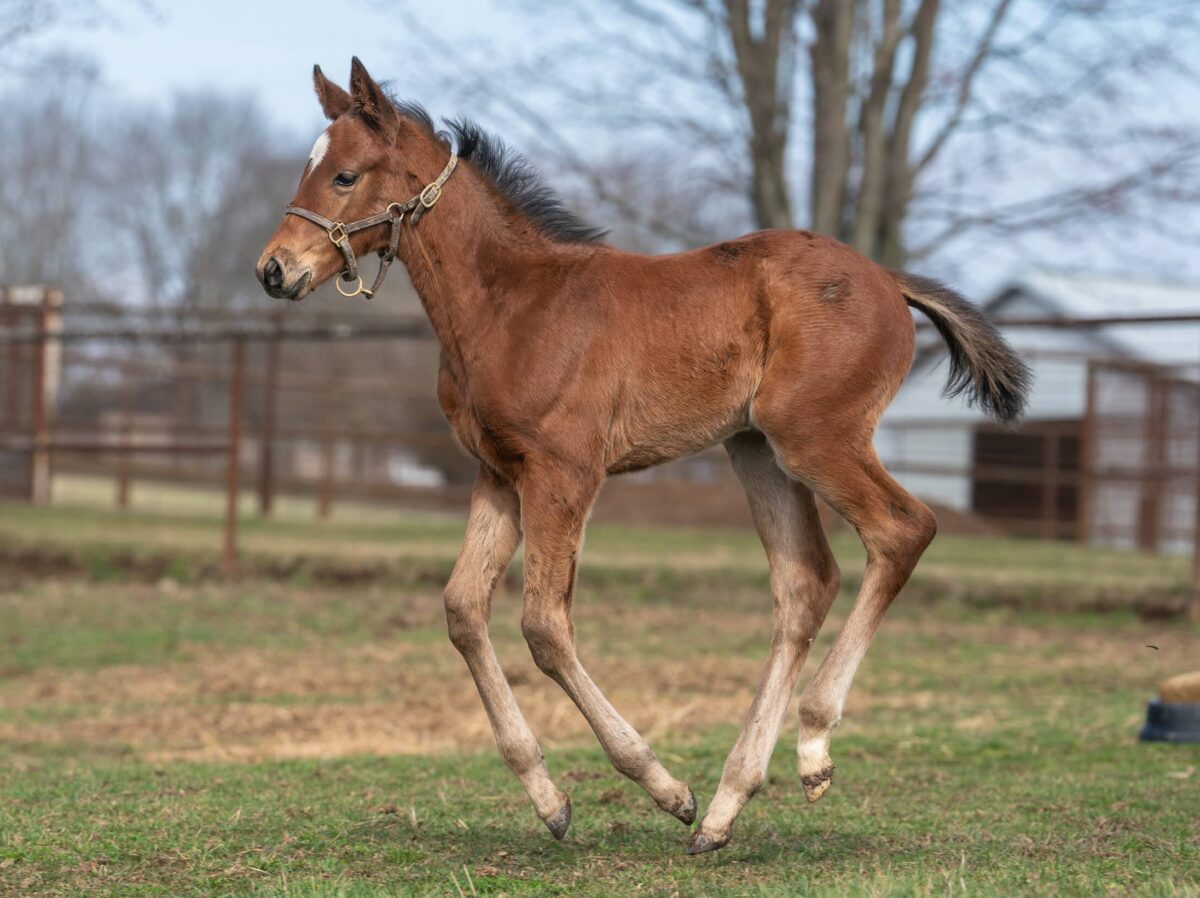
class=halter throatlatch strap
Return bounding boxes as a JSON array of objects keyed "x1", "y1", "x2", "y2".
[{"x1": 284, "y1": 153, "x2": 458, "y2": 299}]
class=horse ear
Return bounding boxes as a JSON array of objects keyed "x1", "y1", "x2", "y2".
[
  {"x1": 313, "y1": 65, "x2": 352, "y2": 121},
  {"x1": 348, "y1": 56, "x2": 398, "y2": 137}
]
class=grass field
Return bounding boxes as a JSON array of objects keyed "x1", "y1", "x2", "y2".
[{"x1": 1, "y1": 491, "x2": 1198, "y2": 896}]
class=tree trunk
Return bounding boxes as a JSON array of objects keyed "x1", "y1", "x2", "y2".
[
  {"x1": 726, "y1": 0, "x2": 800, "y2": 230},
  {"x1": 809, "y1": 0, "x2": 855, "y2": 238},
  {"x1": 850, "y1": 0, "x2": 901, "y2": 258},
  {"x1": 877, "y1": 0, "x2": 940, "y2": 268}
]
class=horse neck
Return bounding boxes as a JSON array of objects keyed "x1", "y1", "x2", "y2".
[{"x1": 396, "y1": 172, "x2": 562, "y2": 371}]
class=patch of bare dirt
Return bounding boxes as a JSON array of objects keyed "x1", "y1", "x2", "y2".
[
  {"x1": 3, "y1": 584, "x2": 1188, "y2": 764},
  {"x1": 0, "y1": 640, "x2": 765, "y2": 763}
]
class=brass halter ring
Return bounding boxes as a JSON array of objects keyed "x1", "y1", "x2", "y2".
[{"x1": 336, "y1": 274, "x2": 366, "y2": 297}]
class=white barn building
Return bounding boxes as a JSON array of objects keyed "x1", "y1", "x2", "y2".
[{"x1": 877, "y1": 271, "x2": 1200, "y2": 549}]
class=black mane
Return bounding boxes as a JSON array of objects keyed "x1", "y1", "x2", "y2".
[{"x1": 386, "y1": 98, "x2": 607, "y2": 246}]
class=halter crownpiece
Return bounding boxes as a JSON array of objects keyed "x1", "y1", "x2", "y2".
[{"x1": 285, "y1": 153, "x2": 458, "y2": 299}]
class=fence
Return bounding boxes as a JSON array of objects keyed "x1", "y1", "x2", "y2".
[
  {"x1": 3, "y1": 287, "x2": 1200, "y2": 611},
  {"x1": 1, "y1": 291, "x2": 460, "y2": 571}
]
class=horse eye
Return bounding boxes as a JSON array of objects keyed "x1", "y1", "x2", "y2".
[{"x1": 333, "y1": 171, "x2": 358, "y2": 188}]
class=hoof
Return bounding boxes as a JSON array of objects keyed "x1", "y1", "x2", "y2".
[
  {"x1": 543, "y1": 796, "x2": 572, "y2": 840},
  {"x1": 672, "y1": 788, "x2": 697, "y2": 826},
  {"x1": 801, "y1": 764, "x2": 835, "y2": 803},
  {"x1": 686, "y1": 830, "x2": 728, "y2": 855}
]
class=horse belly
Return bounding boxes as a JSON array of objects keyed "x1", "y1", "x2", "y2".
[{"x1": 604, "y1": 372, "x2": 753, "y2": 475}]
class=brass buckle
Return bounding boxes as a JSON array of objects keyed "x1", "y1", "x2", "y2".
[
  {"x1": 336, "y1": 273, "x2": 365, "y2": 297},
  {"x1": 327, "y1": 222, "x2": 349, "y2": 245},
  {"x1": 419, "y1": 183, "x2": 442, "y2": 208}
]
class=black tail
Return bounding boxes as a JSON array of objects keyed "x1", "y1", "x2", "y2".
[{"x1": 893, "y1": 272, "x2": 1031, "y2": 424}]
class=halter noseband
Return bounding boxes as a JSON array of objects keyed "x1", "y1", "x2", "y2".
[{"x1": 284, "y1": 153, "x2": 458, "y2": 299}]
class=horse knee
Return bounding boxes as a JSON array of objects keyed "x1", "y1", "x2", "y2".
[
  {"x1": 497, "y1": 735, "x2": 545, "y2": 777},
  {"x1": 723, "y1": 755, "x2": 766, "y2": 799},
  {"x1": 816, "y1": 555, "x2": 842, "y2": 605},
  {"x1": 444, "y1": 588, "x2": 486, "y2": 655},
  {"x1": 521, "y1": 611, "x2": 573, "y2": 675}
]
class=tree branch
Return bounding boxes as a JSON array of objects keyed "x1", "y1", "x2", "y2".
[
  {"x1": 915, "y1": 0, "x2": 1015, "y2": 174},
  {"x1": 809, "y1": 0, "x2": 855, "y2": 235},
  {"x1": 850, "y1": 0, "x2": 902, "y2": 255}
]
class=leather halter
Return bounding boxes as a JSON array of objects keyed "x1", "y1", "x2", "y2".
[{"x1": 284, "y1": 153, "x2": 458, "y2": 298}]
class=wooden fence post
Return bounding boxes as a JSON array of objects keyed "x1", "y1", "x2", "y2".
[
  {"x1": 223, "y1": 338, "x2": 245, "y2": 578},
  {"x1": 1076, "y1": 362, "x2": 1098, "y2": 545},
  {"x1": 116, "y1": 363, "x2": 134, "y2": 510},
  {"x1": 1041, "y1": 430, "x2": 1059, "y2": 540},
  {"x1": 318, "y1": 381, "x2": 334, "y2": 520},
  {"x1": 3, "y1": 287, "x2": 18, "y2": 430},
  {"x1": 257, "y1": 314, "x2": 281, "y2": 516},
  {"x1": 1191, "y1": 376, "x2": 1200, "y2": 623},
  {"x1": 1138, "y1": 378, "x2": 1168, "y2": 552},
  {"x1": 27, "y1": 289, "x2": 60, "y2": 504}
]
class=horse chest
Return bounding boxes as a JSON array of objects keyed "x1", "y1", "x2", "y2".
[{"x1": 436, "y1": 364, "x2": 528, "y2": 476}]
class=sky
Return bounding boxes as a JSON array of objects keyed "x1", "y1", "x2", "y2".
[{"x1": 41, "y1": 0, "x2": 517, "y2": 136}]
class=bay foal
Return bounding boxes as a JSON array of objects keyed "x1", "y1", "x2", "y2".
[{"x1": 257, "y1": 59, "x2": 1030, "y2": 854}]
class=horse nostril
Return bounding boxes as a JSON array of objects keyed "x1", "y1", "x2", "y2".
[{"x1": 264, "y1": 257, "x2": 283, "y2": 290}]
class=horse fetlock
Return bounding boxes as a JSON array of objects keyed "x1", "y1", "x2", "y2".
[
  {"x1": 634, "y1": 760, "x2": 696, "y2": 825},
  {"x1": 499, "y1": 741, "x2": 544, "y2": 778}
]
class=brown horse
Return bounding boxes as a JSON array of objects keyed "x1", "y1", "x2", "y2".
[{"x1": 257, "y1": 59, "x2": 1029, "y2": 854}]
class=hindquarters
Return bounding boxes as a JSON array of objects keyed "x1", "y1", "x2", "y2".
[
  {"x1": 737, "y1": 238, "x2": 941, "y2": 811},
  {"x1": 747, "y1": 231, "x2": 918, "y2": 454}
]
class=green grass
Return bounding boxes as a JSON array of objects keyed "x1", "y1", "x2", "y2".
[
  {"x1": 1, "y1": 478, "x2": 1194, "y2": 613},
  {"x1": 3, "y1": 728, "x2": 1197, "y2": 898},
  {"x1": 1, "y1": 493, "x2": 1198, "y2": 896}
]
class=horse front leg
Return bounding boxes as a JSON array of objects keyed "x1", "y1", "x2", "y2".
[
  {"x1": 444, "y1": 466, "x2": 571, "y2": 838},
  {"x1": 517, "y1": 461, "x2": 697, "y2": 826}
]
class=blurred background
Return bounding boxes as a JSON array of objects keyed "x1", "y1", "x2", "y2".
[
  {"x1": 1, "y1": 3, "x2": 1198, "y2": 894},
  {"x1": 4, "y1": 0, "x2": 1200, "y2": 561}
]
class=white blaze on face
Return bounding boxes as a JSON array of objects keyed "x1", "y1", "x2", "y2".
[{"x1": 307, "y1": 130, "x2": 331, "y2": 175}]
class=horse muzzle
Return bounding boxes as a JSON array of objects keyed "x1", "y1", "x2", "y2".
[{"x1": 256, "y1": 252, "x2": 313, "y2": 301}]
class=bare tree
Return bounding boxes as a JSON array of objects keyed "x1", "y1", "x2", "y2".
[
  {"x1": 398, "y1": 0, "x2": 1200, "y2": 269},
  {"x1": 0, "y1": 0, "x2": 151, "y2": 71},
  {"x1": 0, "y1": 54, "x2": 100, "y2": 289},
  {"x1": 101, "y1": 92, "x2": 300, "y2": 308},
  {"x1": 0, "y1": 62, "x2": 300, "y2": 309}
]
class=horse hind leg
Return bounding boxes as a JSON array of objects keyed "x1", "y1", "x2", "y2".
[
  {"x1": 764, "y1": 427, "x2": 936, "y2": 803},
  {"x1": 688, "y1": 431, "x2": 841, "y2": 854}
]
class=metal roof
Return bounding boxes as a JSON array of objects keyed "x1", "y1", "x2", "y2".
[{"x1": 987, "y1": 270, "x2": 1200, "y2": 367}]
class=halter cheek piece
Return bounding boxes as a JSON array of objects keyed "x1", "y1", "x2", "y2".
[{"x1": 284, "y1": 153, "x2": 458, "y2": 299}]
